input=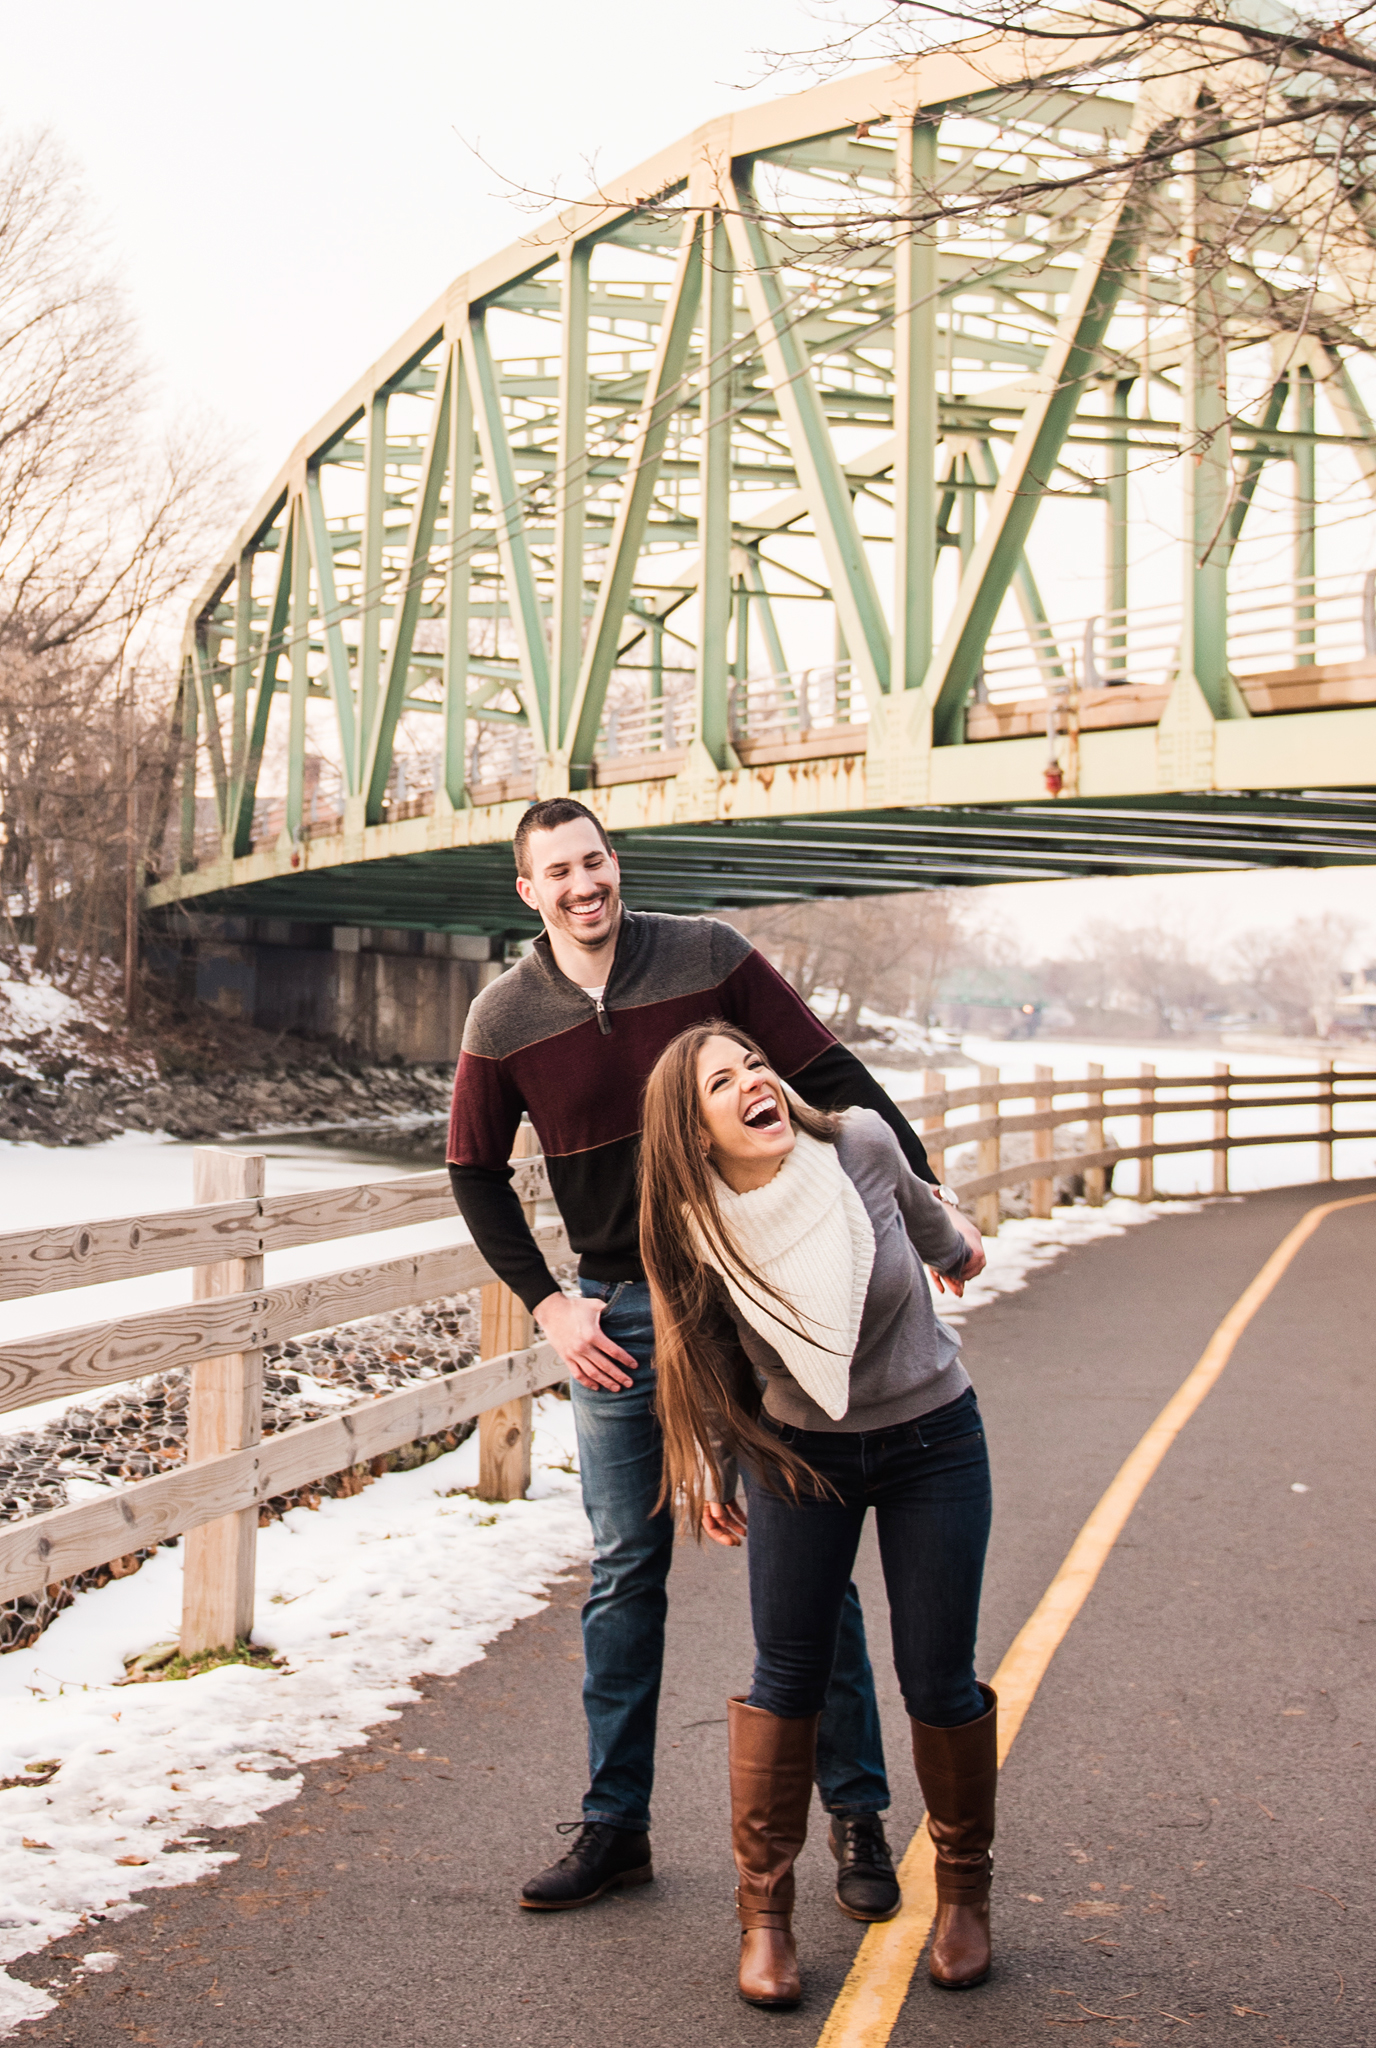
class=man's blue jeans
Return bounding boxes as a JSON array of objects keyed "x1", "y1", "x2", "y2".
[{"x1": 569, "y1": 1278, "x2": 891, "y2": 1832}]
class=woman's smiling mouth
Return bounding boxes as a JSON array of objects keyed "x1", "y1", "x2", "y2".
[{"x1": 742, "y1": 1093, "x2": 783, "y2": 1132}]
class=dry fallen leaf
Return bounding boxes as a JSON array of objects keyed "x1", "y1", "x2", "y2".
[
  {"x1": 21, "y1": 1839, "x2": 52, "y2": 1851},
  {"x1": 1064, "y1": 1900, "x2": 1122, "y2": 1917},
  {"x1": 114, "y1": 1855, "x2": 149, "y2": 1867}
]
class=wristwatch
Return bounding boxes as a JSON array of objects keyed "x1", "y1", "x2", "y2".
[{"x1": 931, "y1": 1182, "x2": 961, "y2": 1209}]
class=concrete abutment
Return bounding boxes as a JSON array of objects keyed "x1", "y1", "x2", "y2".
[{"x1": 148, "y1": 917, "x2": 508, "y2": 1064}]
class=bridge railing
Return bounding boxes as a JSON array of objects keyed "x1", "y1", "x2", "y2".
[
  {"x1": 976, "y1": 569, "x2": 1376, "y2": 706},
  {"x1": 896, "y1": 1060, "x2": 1376, "y2": 1236},
  {"x1": 584, "y1": 659, "x2": 869, "y2": 765},
  {"x1": 728, "y1": 662, "x2": 866, "y2": 749},
  {"x1": 0, "y1": 1129, "x2": 566, "y2": 1659}
]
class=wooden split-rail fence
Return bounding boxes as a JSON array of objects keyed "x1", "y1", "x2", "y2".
[
  {"x1": 896, "y1": 1058, "x2": 1376, "y2": 1235},
  {"x1": 0, "y1": 1124, "x2": 565, "y2": 1657},
  {"x1": 1, "y1": 1061, "x2": 1372, "y2": 1660}
]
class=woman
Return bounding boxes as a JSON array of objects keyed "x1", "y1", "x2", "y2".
[{"x1": 639, "y1": 1022, "x2": 997, "y2": 2009}]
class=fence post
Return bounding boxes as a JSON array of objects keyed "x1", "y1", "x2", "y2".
[
  {"x1": 919, "y1": 1066, "x2": 946, "y2": 1181},
  {"x1": 1137, "y1": 1062, "x2": 1156, "y2": 1201},
  {"x1": 1317, "y1": 1053, "x2": 1333, "y2": 1183},
  {"x1": 181, "y1": 1148, "x2": 265, "y2": 1658},
  {"x1": 976, "y1": 1064, "x2": 1001, "y2": 1239},
  {"x1": 477, "y1": 1121, "x2": 536, "y2": 1501},
  {"x1": 1212, "y1": 1062, "x2": 1230, "y2": 1195},
  {"x1": 1084, "y1": 1062, "x2": 1106, "y2": 1205},
  {"x1": 1031, "y1": 1064, "x2": 1054, "y2": 1219}
]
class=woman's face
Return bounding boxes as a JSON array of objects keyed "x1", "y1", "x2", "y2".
[{"x1": 695, "y1": 1034, "x2": 796, "y2": 1188}]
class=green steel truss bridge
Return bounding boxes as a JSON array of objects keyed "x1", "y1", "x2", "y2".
[{"x1": 148, "y1": 25, "x2": 1376, "y2": 939}]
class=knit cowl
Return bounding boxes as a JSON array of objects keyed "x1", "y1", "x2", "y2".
[{"x1": 694, "y1": 1123, "x2": 875, "y2": 1422}]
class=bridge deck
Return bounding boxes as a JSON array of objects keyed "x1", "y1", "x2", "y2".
[{"x1": 13, "y1": 1179, "x2": 1373, "y2": 2046}]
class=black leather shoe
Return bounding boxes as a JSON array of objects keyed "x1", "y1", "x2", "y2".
[
  {"x1": 519, "y1": 1821, "x2": 654, "y2": 1910},
  {"x1": 829, "y1": 1813, "x2": 901, "y2": 1922}
]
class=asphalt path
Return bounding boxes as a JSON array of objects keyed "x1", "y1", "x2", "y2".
[{"x1": 12, "y1": 1179, "x2": 1374, "y2": 2048}]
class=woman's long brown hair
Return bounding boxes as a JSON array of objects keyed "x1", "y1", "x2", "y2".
[{"x1": 638, "y1": 1020, "x2": 841, "y2": 1530}]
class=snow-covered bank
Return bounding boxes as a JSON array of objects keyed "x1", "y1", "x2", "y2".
[{"x1": 0, "y1": 1396, "x2": 588, "y2": 2036}]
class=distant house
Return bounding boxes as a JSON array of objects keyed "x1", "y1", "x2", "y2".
[{"x1": 1335, "y1": 965, "x2": 1376, "y2": 1037}]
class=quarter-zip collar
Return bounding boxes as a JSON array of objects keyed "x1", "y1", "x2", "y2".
[{"x1": 532, "y1": 907, "x2": 642, "y2": 1034}]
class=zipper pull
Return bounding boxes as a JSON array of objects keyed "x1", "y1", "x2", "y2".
[{"x1": 594, "y1": 996, "x2": 611, "y2": 1036}]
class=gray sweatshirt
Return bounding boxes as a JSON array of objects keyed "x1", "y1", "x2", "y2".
[{"x1": 713, "y1": 1108, "x2": 971, "y2": 1443}]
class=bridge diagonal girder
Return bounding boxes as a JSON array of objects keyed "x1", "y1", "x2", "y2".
[
  {"x1": 364, "y1": 345, "x2": 456, "y2": 822},
  {"x1": 464, "y1": 318, "x2": 553, "y2": 754},
  {"x1": 921, "y1": 110, "x2": 1166, "y2": 738},
  {"x1": 190, "y1": 637, "x2": 229, "y2": 837},
  {"x1": 304, "y1": 470, "x2": 359, "y2": 794},
  {"x1": 231, "y1": 499, "x2": 293, "y2": 858},
  {"x1": 564, "y1": 215, "x2": 704, "y2": 773},
  {"x1": 725, "y1": 181, "x2": 893, "y2": 716}
]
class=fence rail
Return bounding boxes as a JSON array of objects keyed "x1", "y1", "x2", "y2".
[
  {"x1": 0, "y1": 1139, "x2": 566, "y2": 1652},
  {"x1": 895, "y1": 1061, "x2": 1376, "y2": 1234}
]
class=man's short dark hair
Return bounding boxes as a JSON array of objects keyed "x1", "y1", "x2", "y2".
[{"x1": 513, "y1": 797, "x2": 614, "y2": 880}]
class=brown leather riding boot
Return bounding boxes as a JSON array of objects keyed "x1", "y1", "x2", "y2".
[
  {"x1": 910, "y1": 1684, "x2": 998, "y2": 1989},
  {"x1": 728, "y1": 1697, "x2": 819, "y2": 2008}
]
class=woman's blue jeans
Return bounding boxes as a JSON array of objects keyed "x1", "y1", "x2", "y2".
[
  {"x1": 569, "y1": 1279, "x2": 892, "y2": 1832},
  {"x1": 743, "y1": 1387, "x2": 992, "y2": 1730}
]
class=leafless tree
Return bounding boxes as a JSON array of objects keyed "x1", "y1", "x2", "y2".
[
  {"x1": 0, "y1": 127, "x2": 239, "y2": 986},
  {"x1": 1231, "y1": 909, "x2": 1362, "y2": 1033},
  {"x1": 727, "y1": 888, "x2": 974, "y2": 1036}
]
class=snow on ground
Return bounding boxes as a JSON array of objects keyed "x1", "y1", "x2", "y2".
[
  {"x1": 0, "y1": 1395, "x2": 588, "y2": 2036},
  {"x1": 925, "y1": 1193, "x2": 1198, "y2": 1328}
]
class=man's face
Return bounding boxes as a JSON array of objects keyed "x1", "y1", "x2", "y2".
[{"x1": 515, "y1": 820, "x2": 621, "y2": 950}]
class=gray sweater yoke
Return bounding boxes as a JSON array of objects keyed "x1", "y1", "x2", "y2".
[{"x1": 720, "y1": 1109, "x2": 971, "y2": 1437}]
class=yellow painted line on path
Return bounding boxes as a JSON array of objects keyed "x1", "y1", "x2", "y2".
[{"x1": 815, "y1": 1191, "x2": 1376, "y2": 2048}]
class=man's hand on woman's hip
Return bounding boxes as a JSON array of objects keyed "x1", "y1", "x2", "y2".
[{"x1": 534, "y1": 1290, "x2": 638, "y2": 1391}]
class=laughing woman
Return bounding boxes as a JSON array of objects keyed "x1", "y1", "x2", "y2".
[{"x1": 639, "y1": 1022, "x2": 997, "y2": 2010}]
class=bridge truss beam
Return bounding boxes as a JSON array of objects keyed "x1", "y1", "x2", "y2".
[{"x1": 149, "y1": 31, "x2": 1376, "y2": 935}]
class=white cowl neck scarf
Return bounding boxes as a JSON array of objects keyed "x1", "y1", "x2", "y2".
[{"x1": 695, "y1": 1125, "x2": 875, "y2": 1422}]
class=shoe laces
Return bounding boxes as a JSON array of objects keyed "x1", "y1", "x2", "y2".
[
  {"x1": 836, "y1": 1814, "x2": 894, "y2": 1875},
  {"x1": 551, "y1": 1819, "x2": 618, "y2": 1869}
]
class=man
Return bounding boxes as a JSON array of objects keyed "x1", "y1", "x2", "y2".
[{"x1": 447, "y1": 796, "x2": 983, "y2": 1915}]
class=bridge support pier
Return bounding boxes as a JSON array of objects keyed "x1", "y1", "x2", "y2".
[{"x1": 150, "y1": 917, "x2": 505, "y2": 1065}]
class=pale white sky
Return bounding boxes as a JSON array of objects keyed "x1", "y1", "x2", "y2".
[
  {"x1": 0, "y1": 0, "x2": 823, "y2": 478},
  {"x1": 2, "y1": 2, "x2": 1371, "y2": 958}
]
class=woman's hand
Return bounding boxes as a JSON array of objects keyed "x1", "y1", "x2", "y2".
[
  {"x1": 702, "y1": 1499, "x2": 748, "y2": 1547},
  {"x1": 930, "y1": 1210, "x2": 986, "y2": 1297}
]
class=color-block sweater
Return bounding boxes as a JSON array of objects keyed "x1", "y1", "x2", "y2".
[{"x1": 446, "y1": 910, "x2": 935, "y2": 1314}]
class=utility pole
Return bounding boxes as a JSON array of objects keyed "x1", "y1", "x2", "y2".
[{"x1": 123, "y1": 669, "x2": 139, "y2": 1026}]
